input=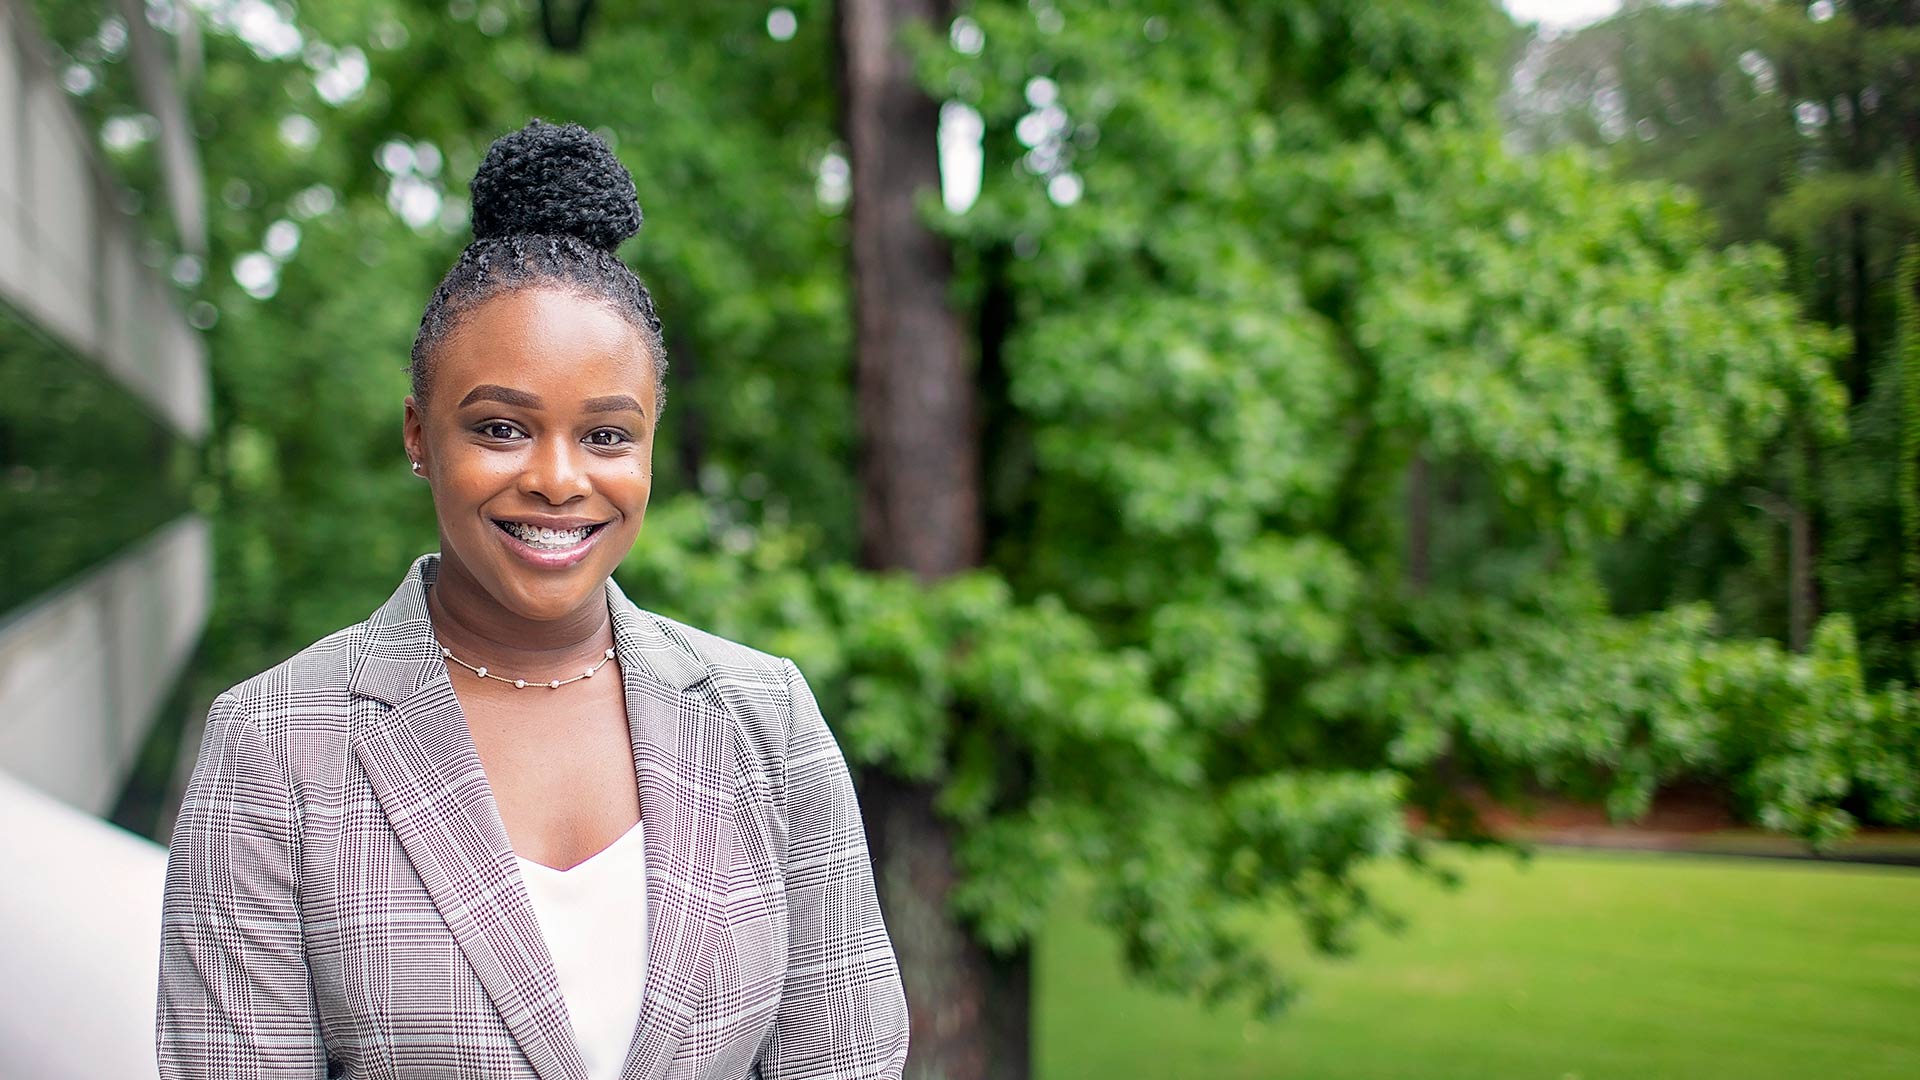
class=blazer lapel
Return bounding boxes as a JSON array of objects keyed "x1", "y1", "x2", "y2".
[
  {"x1": 348, "y1": 555, "x2": 588, "y2": 1080},
  {"x1": 605, "y1": 578, "x2": 738, "y2": 1080}
]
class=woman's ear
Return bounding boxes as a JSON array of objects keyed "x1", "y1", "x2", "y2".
[{"x1": 402, "y1": 394, "x2": 426, "y2": 473}]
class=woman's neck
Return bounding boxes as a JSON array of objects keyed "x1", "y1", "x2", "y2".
[{"x1": 425, "y1": 554, "x2": 614, "y2": 675}]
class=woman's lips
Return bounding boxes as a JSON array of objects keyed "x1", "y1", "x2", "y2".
[{"x1": 491, "y1": 519, "x2": 607, "y2": 569}]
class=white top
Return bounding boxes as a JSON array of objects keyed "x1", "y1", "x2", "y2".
[{"x1": 517, "y1": 821, "x2": 649, "y2": 1080}]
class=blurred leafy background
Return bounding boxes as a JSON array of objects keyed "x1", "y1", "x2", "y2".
[{"x1": 29, "y1": 0, "x2": 1920, "y2": 1076}]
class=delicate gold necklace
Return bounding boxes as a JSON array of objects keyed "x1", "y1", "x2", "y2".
[{"x1": 439, "y1": 644, "x2": 617, "y2": 690}]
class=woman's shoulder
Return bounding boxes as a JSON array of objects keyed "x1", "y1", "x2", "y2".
[
  {"x1": 642, "y1": 609, "x2": 790, "y2": 681},
  {"x1": 630, "y1": 608, "x2": 813, "y2": 744},
  {"x1": 205, "y1": 619, "x2": 374, "y2": 734},
  {"x1": 211, "y1": 553, "x2": 436, "y2": 732}
]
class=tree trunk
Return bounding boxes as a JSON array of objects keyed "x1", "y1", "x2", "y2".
[
  {"x1": 1788, "y1": 494, "x2": 1816, "y2": 653},
  {"x1": 666, "y1": 329, "x2": 706, "y2": 496},
  {"x1": 1406, "y1": 449, "x2": 1432, "y2": 593},
  {"x1": 977, "y1": 243, "x2": 1035, "y2": 555},
  {"x1": 1895, "y1": 245, "x2": 1919, "y2": 679},
  {"x1": 861, "y1": 772, "x2": 1030, "y2": 1080},
  {"x1": 835, "y1": 2, "x2": 1014, "y2": 1078},
  {"x1": 837, "y1": 0, "x2": 982, "y2": 581},
  {"x1": 1747, "y1": 482, "x2": 1818, "y2": 652},
  {"x1": 537, "y1": 0, "x2": 597, "y2": 52},
  {"x1": 1848, "y1": 208, "x2": 1872, "y2": 405},
  {"x1": 1789, "y1": 428, "x2": 1821, "y2": 653}
]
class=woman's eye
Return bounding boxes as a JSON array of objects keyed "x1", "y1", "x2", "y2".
[
  {"x1": 586, "y1": 429, "x2": 631, "y2": 447},
  {"x1": 479, "y1": 422, "x2": 523, "y2": 440}
]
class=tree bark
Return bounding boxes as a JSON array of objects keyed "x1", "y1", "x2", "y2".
[
  {"x1": 1788, "y1": 494, "x2": 1816, "y2": 653},
  {"x1": 537, "y1": 0, "x2": 597, "y2": 52},
  {"x1": 666, "y1": 329, "x2": 706, "y2": 496},
  {"x1": 1901, "y1": 246, "x2": 1920, "y2": 680},
  {"x1": 837, "y1": 0, "x2": 982, "y2": 581},
  {"x1": 835, "y1": 2, "x2": 1013, "y2": 1078},
  {"x1": 1747, "y1": 482, "x2": 1819, "y2": 652},
  {"x1": 1406, "y1": 449, "x2": 1432, "y2": 593},
  {"x1": 861, "y1": 772, "x2": 1030, "y2": 1080},
  {"x1": 1848, "y1": 208, "x2": 1872, "y2": 405}
]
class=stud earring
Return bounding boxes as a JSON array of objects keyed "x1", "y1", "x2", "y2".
[{"x1": 410, "y1": 460, "x2": 423, "y2": 475}]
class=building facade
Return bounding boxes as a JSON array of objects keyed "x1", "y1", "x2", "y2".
[{"x1": 0, "y1": 0, "x2": 210, "y2": 817}]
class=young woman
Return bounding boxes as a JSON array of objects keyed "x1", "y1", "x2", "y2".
[{"x1": 157, "y1": 120, "x2": 909, "y2": 1080}]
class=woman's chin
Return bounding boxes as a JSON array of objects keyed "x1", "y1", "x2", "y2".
[{"x1": 491, "y1": 571, "x2": 606, "y2": 622}]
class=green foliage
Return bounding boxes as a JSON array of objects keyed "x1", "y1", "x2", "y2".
[
  {"x1": 1348, "y1": 130, "x2": 1845, "y2": 533},
  {"x1": 39, "y1": 0, "x2": 1920, "y2": 1021},
  {"x1": 612, "y1": 0, "x2": 1906, "y2": 978},
  {"x1": 902, "y1": 0, "x2": 1906, "y2": 1008},
  {"x1": 1509, "y1": 0, "x2": 1920, "y2": 685},
  {"x1": 1319, "y1": 601, "x2": 1917, "y2": 846}
]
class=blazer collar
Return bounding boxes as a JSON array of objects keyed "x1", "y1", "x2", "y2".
[
  {"x1": 347, "y1": 552, "x2": 709, "y2": 705},
  {"x1": 348, "y1": 553, "x2": 734, "y2": 1080}
]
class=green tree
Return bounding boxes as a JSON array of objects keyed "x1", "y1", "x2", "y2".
[
  {"x1": 38, "y1": 2, "x2": 1920, "y2": 1076},
  {"x1": 1509, "y1": 0, "x2": 1920, "y2": 683}
]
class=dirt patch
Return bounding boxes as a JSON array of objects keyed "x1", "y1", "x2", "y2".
[{"x1": 1413, "y1": 784, "x2": 1920, "y2": 867}]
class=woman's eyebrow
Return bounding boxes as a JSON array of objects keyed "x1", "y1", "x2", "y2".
[
  {"x1": 582, "y1": 394, "x2": 646, "y2": 415},
  {"x1": 458, "y1": 384, "x2": 542, "y2": 409}
]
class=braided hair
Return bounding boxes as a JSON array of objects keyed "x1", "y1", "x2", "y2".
[{"x1": 409, "y1": 119, "x2": 666, "y2": 408}]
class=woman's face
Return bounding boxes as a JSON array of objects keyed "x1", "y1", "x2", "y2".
[{"x1": 403, "y1": 286, "x2": 656, "y2": 623}]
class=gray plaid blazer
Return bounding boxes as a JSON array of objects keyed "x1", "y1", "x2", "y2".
[{"x1": 157, "y1": 554, "x2": 909, "y2": 1079}]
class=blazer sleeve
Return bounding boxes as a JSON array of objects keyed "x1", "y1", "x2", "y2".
[
  {"x1": 157, "y1": 692, "x2": 326, "y2": 1078},
  {"x1": 759, "y1": 660, "x2": 911, "y2": 1080}
]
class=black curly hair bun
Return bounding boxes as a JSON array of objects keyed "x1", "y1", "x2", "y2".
[{"x1": 468, "y1": 119, "x2": 640, "y2": 253}]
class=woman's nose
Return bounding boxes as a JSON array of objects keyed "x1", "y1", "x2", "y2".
[{"x1": 517, "y1": 438, "x2": 593, "y2": 504}]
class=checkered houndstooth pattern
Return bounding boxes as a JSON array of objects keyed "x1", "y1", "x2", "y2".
[{"x1": 157, "y1": 554, "x2": 909, "y2": 1079}]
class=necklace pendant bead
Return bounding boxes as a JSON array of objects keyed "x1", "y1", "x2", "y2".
[
  {"x1": 605, "y1": 648, "x2": 615, "y2": 659},
  {"x1": 514, "y1": 679, "x2": 526, "y2": 689},
  {"x1": 584, "y1": 667, "x2": 595, "y2": 677},
  {"x1": 475, "y1": 666, "x2": 487, "y2": 678},
  {"x1": 550, "y1": 679, "x2": 561, "y2": 688}
]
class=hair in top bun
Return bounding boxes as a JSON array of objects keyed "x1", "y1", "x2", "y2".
[
  {"x1": 469, "y1": 119, "x2": 641, "y2": 252},
  {"x1": 409, "y1": 119, "x2": 665, "y2": 406}
]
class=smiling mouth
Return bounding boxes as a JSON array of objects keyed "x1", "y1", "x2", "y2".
[{"x1": 493, "y1": 520, "x2": 607, "y2": 550}]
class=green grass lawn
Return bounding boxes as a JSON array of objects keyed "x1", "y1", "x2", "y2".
[{"x1": 1035, "y1": 848, "x2": 1920, "y2": 1080}]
